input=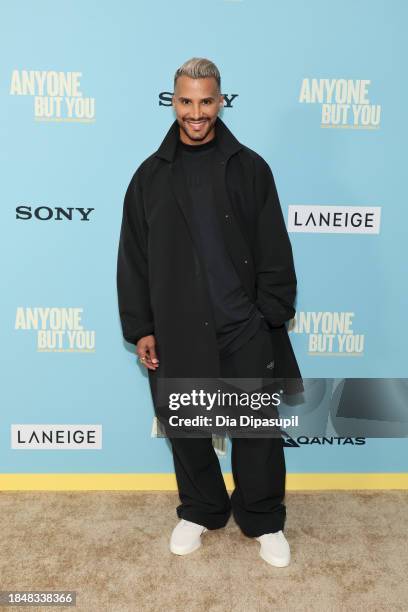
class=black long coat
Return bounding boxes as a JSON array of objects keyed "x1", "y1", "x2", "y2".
[{"x1": 117, "y1": 116, "x2": 303, "y2": 398}]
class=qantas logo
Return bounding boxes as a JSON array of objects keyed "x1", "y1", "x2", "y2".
[{"x1": 283, "y1": 435, "x2": 366, "y2": 447}]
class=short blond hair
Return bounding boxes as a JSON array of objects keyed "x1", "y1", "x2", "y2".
[{"x1": 174, "y1": 57, "x2": 221, "y2": 93}]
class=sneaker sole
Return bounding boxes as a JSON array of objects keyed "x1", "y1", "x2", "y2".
[
  {"x1": 259, "y1": 547, "x2": 290, "y2": 568},
  {"x1": 170, "y1": 539, "x2": 203, "y2": 556},
  {"x1": 170, "y1": 527, "x2": 208, "y2": 555}
]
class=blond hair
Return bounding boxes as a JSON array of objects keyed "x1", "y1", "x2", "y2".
[{"x1": 174, "y1": 57, "x2": 221, "y2": 92}]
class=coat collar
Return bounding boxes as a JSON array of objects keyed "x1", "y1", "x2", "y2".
[{"x1": 153, "y1": 115, "x2": 243, "y2": 162}]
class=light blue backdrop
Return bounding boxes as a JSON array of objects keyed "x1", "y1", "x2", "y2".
[{"x1": 1, "y1": 0, "x2": 407, "y2": 474}]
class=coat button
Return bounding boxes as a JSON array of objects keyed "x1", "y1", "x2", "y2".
[
  {"x1": 204, "y1": 321, "x2": 209, "y2": 326},
  {"x1": 225, "y1": 214, "x2": 229, "y2": 220},
  {"x1": 244, "y1": 259, "x2": 248, "y2": 264}
]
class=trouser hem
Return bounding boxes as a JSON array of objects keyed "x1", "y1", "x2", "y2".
[
  {"x1": 232, "y1": 509, "x2": 286, "y2": 538},
  {"x1": 176, "y1": 507, "x2": 232, "y2": 531},
  {"x1": 238, "y1": 524, "x2": 286, "y2": 538}
]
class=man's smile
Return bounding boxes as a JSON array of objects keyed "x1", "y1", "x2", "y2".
[{"x1": 185, "y1": 119, "x2": 209, "y2": 131}]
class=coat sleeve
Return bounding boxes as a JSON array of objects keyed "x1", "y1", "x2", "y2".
[
  {"x1": 116, "y1": 169, "x2": 154, "y2": 345},
  {"x1": 253, "y1": 157, "x2": 297, "y2": 328}
]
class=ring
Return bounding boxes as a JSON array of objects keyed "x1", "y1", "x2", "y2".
[{"x1": 140, "y1": 357, "x2": 146, "y2": 363}]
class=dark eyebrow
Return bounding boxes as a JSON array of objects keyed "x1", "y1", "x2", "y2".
[{"x1": 177, "y1": 96, "x2": 215, "y2": 102}]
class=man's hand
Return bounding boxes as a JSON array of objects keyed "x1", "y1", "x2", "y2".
[{"x1": 136, "y1": 335, "x2": 159, "y2": 371}]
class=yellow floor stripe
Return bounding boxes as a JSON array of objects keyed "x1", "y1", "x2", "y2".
[{"x1": 0, "y1": 473, "x2": 407, "y2": 490}]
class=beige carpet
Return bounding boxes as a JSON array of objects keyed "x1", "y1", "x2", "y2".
[{"x1": 0, "y1": 490, "x2": 407, "y2": 611}]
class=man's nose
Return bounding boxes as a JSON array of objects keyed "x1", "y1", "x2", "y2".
[{"x1": 190, "y1": 103, "x2": 202, "y2": 118}]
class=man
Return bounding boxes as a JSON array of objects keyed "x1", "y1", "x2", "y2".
[{"x1": 117, "y1": 57, "x2": 302, "y2": 567}]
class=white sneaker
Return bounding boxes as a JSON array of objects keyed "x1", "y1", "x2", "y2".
[
  {"x1": 256, "y1": 530, "x2": 290, "y2": 567},
  {"x1": 169, "y1": 519, "x2": 208, "y2": 555}
]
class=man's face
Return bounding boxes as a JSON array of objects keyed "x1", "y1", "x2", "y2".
[{"x1": 172, "y1": 75, "x2": 224, "y2": 145}]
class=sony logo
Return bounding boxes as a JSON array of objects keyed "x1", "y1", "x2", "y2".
[
  {"x1": 16, "y1": 206, "x2": 95, "y2": 221},
  {"x1": 158, "y1": 92, "x2": 239, "y2": 107}
]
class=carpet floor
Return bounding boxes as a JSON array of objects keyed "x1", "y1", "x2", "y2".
[{"x1": 0, "y1": 490, "x2": 407, "y2": 611}]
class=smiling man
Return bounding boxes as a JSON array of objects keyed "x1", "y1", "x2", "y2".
[
  {"x1": 116, "y1": 57, "x2": 302, "y2": 567},
  {"x1": 176, "y1": 75, "x2": 219, "y2": 143}
]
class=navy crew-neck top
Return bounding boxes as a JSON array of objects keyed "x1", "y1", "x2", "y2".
[{"x1": 177, "y1": 135, "x2": 263, "y2": 359}]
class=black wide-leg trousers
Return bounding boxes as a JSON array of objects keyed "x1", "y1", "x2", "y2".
[{"x1": 168, "y1": 322, "x2": 286, "y2": 538}]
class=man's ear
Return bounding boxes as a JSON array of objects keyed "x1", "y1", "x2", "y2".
[{"x1": 219, "y1": 94, "x2": 224, "y2": 109}]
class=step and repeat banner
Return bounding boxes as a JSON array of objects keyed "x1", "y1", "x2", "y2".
[{"x1": 1, "y1": 0, "x2": 407, "y2": 482}]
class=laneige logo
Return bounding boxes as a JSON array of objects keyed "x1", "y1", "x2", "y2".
[
  {"x1": 288, "y1": 205, "x2": 381, "y2": 234},
  {"x1": 11, "y1": 425, "x2": 102, "y2": 449}
]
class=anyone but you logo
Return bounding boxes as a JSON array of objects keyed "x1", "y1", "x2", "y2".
[
  {"x1": 15, "y1": 307, "x2": 95, "y2": 352},
  {"x1": 9, "y1": 70, "x2": 95, "y2": 121},
  {"x1": 289, "y1": 311, "x2": 364, "y2": 356},
  {"x1": 299, "y1": 78, "x2": 381, "y2": 129}
]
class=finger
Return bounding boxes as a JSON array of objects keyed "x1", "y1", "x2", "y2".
[
  {"x1": 148, "y1": 344, "x2": 159, "y2": 365},
  {"x1": 137, "y1": 345, "x2": 147, "y2": 360},
  {"x1": 145, "y1": 351, "x2": 159, "y2": 370},
  {"x1": 138, "y1": 348, "x2": 158, "y2": 371},
  {"x1": 137, "y1": 341, "x2": 159, "y2": 370},
  {"x1": 143, "y1": 359, "x2": 157, "y2": 371},
  {"x1": 137, "y1": 346, "x2": 150, "y2": 368},
  {"x1": 139, "y1": 355, "x2": 156, "y2": 370}
]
